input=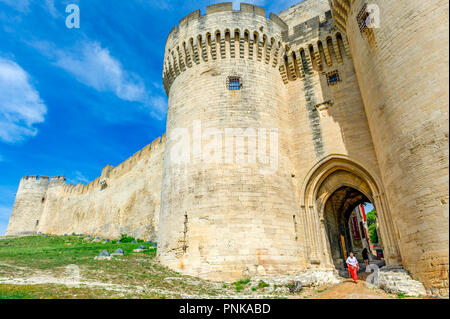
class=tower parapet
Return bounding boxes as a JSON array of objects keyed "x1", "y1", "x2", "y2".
[
  {"x1": 159, "y1": 3, "x2": 304, "y2": 280},
  {"x1": 162, "y1": 3, "x2": 288, "y2": 95}
]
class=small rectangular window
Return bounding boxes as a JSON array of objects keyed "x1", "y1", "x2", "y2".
[
  {"x1": 327, "y1": 70, "x2": 340, "y2": 85},
  {"x1": 227, "y1": 76, "x2": 242, "y2": 90}
]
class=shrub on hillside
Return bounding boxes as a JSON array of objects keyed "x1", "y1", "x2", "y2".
[{"x1": 119, "y1": 234, "x2": 135, "y2": 243}]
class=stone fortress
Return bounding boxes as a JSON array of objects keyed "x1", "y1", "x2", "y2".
[{"x1": 6, "y1": 0, "x2": 449, "y2": 296}]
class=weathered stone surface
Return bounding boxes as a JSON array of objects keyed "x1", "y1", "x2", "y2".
[
  {"x1": 112, "y1": 248, "x2": 124, "y2": 255},
  {"x1": 377, "y1": 268, "x2": 427, "y2": 297},
  {"x1": 288, "y1": 281, "x2": 303, "y2": 293},
  {"x1": 4, "y1": 0, "x2": 448, "y2": 297},
  {"x1": 252, "y1": 269, "x2": 341, "y2": 288},
  {"x1": 99, "y1": 250, "x2": 110, "y2": 257}
]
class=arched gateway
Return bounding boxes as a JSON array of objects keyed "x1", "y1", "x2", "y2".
[{"x1": 300, "y1": 155, "x2": 402, "y2": 270}]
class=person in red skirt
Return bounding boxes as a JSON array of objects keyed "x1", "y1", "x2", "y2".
[{"x1": 346, "y1": 252, "x2": 360, "y2": 283}]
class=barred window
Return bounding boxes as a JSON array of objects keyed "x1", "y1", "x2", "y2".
[
  {"x1": 227, "y1": 76, "x2": 242, "y2": 90},
  {"x1": 357, "y1": 3, "x2": 369, "y2": 33},
  {"x1": 327, "y1": 70, "x2": 340, "y2": 85}
]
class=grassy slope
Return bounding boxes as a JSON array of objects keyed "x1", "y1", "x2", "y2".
[
  {"x1": 0, "y1": 235, "x2": 410, "y2": 299},
  {"x1": 0, "y1": 235, "x2": 225, "y2": 299}
]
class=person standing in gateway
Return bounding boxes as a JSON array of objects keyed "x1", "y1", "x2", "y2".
[
  {"x1": 346, "y1": 252, "x2": 360, "y2": 283},
  {"x1": 362, "y1": 248, "x2": 369, "y2": 266}
]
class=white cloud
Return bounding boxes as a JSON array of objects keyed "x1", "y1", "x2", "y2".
[
  {"x1": 43, "y1": 0, "x2": 58, "y2": 17},
  {"x1": 31, "y1": 40, "x2": 166, "y2": 119},
  {"x1": 34, "y1": 41, "x2": 148, "y2": 104},
  {"x1": 0, "y1": 0, "x2": 30, "y2": 13},
  {"x1": 67, "y1": 171, "x2": 90, "y2": 185},
  {"x1": 0, "y1": 57, "x2": 47, "y2": 143}
]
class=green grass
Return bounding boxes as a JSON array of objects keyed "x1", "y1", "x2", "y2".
[
  {"x1": 397, "y1": 292, "x2": 406, "y2": 299},
  {"x1": 0, "y1": 234, "x2": 156, "y2": 270},
  {"x1": 232, "y1": 278, "x2": 251, "y2": 292},
  {"x1": 0, "y1": 235, "x2": 232, "y2": 299},
  {"x1": 257, "y1": 280, "x2": 270, "y2": 289}
]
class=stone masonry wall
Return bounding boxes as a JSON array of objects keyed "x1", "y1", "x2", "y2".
[
  {"x1": 5, "y1": 0, "x2": 448, "y2": 296},
  {"x1": 159, "y1": 3, "x2": 306, "y2": 281},
  {"x1": 7, "y1": 136, "x2": 165, "y2": 241},
  {"x1": 6, "y1": 176, "x2": 49, "y2": 236},
  {"x1": 330, "y1": 0, "x2": 449, "y2": 296}
]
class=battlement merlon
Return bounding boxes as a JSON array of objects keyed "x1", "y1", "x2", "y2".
[
  {"x1": 165, "y1": 3, "x2": 287, "y2": 45},
  {"x1": 19, "y1": 175, "x2": 50, "y2": 187},
  {"x1": 15, "y1": 135, "x2": 165, "y2": 196},
  {"x1": 162, "y1": 3, "x2": 290, "y2": 94}
]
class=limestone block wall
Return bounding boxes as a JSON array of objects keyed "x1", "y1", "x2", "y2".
[
  {"x1": 278, "y1": 0, "x2": 331, "y2": 28},
  {"x1": 276, "y1": 5, "x2": 397, "y2": 267},
  {"x1": 159, "y1": 3, "x2": 306, "y2": 281},
  {"x1": 7, "y1": 136, "x2": 165, "y2": 241},
  {"x1": 330, "y1": 0, "x2": 449, "y2": 296},
  {"x1": 6, "y1": 176, "x2": 49, "y2": 236}
]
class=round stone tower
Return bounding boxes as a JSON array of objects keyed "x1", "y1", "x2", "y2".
[
  {"x1": 330, "y1": 0, "x2": 449, "y2": 295},
  {"x1": 6, "y1": 175, "x2": 49, "y2": 236},
  {"x1": 158, "y1": 3, "x2": 306, "y2": 280}
]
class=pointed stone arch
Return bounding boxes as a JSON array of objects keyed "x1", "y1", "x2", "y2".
[{"x1": 300, "y1": 155, "x2": 402, "y2": 268}]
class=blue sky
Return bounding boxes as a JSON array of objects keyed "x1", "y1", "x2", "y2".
[{"x1": 0, "y1": 1, "x2": 304, "y2": 235}]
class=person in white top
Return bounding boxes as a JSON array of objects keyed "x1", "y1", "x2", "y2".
[{"x1": 346, "y1": 252, "x2": 360, "y2": 283}]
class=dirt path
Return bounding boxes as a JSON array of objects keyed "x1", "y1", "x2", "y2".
[{"x1": 315, "y1": 278, "x2": 392, "y2": 299}]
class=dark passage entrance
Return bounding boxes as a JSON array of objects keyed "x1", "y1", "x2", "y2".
[{"x1": 323, "y1": 186, "x2": 380, "y2": 271}]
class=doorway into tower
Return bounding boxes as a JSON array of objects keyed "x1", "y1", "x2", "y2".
[{"x1": 323, "y1": 186, "x2": 384, "y2": 272}]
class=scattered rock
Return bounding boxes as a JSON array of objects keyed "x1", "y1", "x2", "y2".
[
  {"x1": 131, "y1": 240, "x2": 137, "y2": 244},
  {"x1": 92, "y1": 236, "x2": 102, "y2": 242},
  {"x1": 94, "y1": 250, "x2": 112, "y2": 260},
  {"x1": 252, "y1": 269, "x2": 341, "y2": 288},
  {"x1": 111, "y1": 248, "x2": 124, "y2": 256},
  {"x1": 288, "y1": 281, "x2": 303, "y2": 293},
  {"x1": 275, "y1": 286, "x2": 289, "y2": 294},
  {"x1": 377, "y1": 267, "x2": 426, "y2": 297}
]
